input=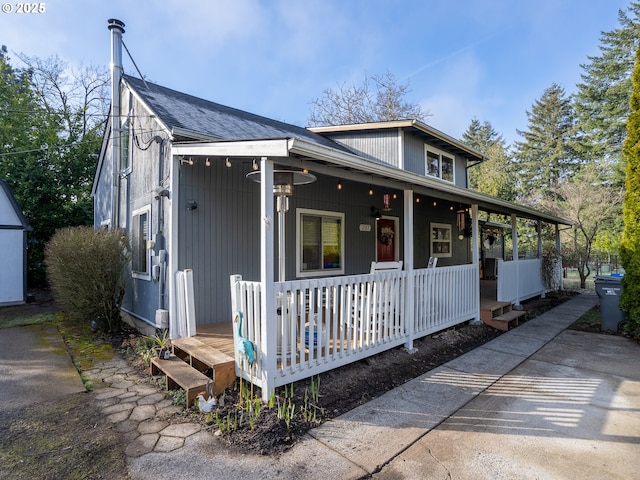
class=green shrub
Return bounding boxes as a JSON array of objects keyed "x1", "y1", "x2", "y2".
[
  {"x1": 45, "y1": 226, "x2": 129, "y2": 333},
  {"x1": 620, "y1": 43, "x2": 640, "y2": 339}
]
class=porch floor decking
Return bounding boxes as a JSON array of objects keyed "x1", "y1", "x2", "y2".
[{"x1": 192, "y1": 322, "x2": 235, "y2": 358}]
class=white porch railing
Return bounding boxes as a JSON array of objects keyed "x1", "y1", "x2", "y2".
[
  {"x1": 414, "y1": 264, "x2": 478, "y2": 335},
  {"x1": 497, "y1": 258, "x2": 544, "y2": 305},
  {"x1": 230, "y1": 264, "x2": 478, "y2": 398}
]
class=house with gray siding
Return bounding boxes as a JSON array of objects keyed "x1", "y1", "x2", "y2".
[{"x1": 93, "y1": 19, "x2": 570, "y2": 400}]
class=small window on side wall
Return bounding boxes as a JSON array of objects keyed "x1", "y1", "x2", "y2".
[
  {"x1": 430, "y1": 222, "x2": 452, "y2": 258},
  {"x1": 132, "y1": 205, "x2": 151, "y2": 280},
  {"x1": 296, "y1": 208, "x2": 345, "y2": 278}
]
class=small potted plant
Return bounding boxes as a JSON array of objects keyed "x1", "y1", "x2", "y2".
[{"x1": 147, "y1": 329, "x2": 171, "y2": 360}]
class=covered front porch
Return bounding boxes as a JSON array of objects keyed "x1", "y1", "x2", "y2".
[{"x1": 167, "y1": 143, "x2": 567, "y2": 400}]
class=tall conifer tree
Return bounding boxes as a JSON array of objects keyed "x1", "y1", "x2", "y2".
[{"x1": 620, "y1": 42, "x2": 640, "y2": 339}]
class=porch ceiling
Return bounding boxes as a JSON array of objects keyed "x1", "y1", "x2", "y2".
[{"x1": 172, "y1": 137, "x2": 572, "y2": 227}]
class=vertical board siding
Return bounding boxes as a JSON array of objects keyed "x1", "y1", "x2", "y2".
[
  {"x1": 325, "y1": 131, "x2": 400, "y2": 167},
  {"x1": 179, "y1": 159, "x2": 261, "y2": 325}
]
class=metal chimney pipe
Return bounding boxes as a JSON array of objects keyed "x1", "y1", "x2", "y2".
[{"x1": 108, "y1": 18, "x2": 125, "y2": 228}]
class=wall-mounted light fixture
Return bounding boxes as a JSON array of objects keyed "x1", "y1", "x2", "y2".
[
  {"x1": 187, "y1": 200, "x2": 198, "y2": 211},
  {"x1": 337, "y1": 181, "x2": 342, "y2": 190},
  {"x1": 205, "y1": 157, "x2": 211, "y2": 167},
  {"x1": 370, "y1": 206, "x2": 382, "y2": 219},
  {"x1": 225, "y1": 157, "x2": 231, "y2": 168}
]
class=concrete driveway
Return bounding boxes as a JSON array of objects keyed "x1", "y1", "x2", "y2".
[{"x1": 0, "y1": 324, "x2": 85, "y2": 412}]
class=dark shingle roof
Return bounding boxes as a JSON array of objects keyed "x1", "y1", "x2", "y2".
[{"x1": 123, "y1": 75, "x2": 347, "y2": 151}]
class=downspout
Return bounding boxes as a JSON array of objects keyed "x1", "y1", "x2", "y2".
[{"x1": 108, "y1": 19, "x2": 125, "y2": 228}]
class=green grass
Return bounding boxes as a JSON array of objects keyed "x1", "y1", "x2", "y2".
[
  {"x1": 562, "y1": 267, "x2": 625, "y2": 291},
  {"x1": 0, "y1": 312, "x2": 57, "y2": 329},
  {"x1": 574, "y1": 305, "x2": 601, "y2": 327}
]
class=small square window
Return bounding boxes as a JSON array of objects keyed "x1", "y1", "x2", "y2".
[{"x1": 430, "y1": 223, "x2": 452, "y2": 258}]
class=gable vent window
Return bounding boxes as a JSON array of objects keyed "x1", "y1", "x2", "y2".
[
  {"x1": 425, "y1": 146, "x2": 454, "y2": 183},
  {"x1": 132, "y1": 205, "x2": 151, "y2": 280}
]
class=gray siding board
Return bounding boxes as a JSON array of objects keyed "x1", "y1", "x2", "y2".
[
  {"x1": 178, "y1": 160, "x2": 261, "y2": 325},
  {"x1": 403, "y1": 134, "x2": 425, "y2": 175},
  {"x1": 118, "y1": 89, "x2": 169, "y2": 325},
  {"x1": 325, "y1": 131, "x2": 400, "y2": 167}
]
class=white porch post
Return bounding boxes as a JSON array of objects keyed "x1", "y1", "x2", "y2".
[
  {"x1": 167, "y1": 151, "x2": 180, "y2": 339},
  {"x1": 537, "y1": 221, "x2": 543, "y2": 258},
  {"x1": 470, "y1": 204, "x2": 481, "y2": 323},
  {"x1": 538, "y1": 220, "x2": 546, "y2": 298},
  {"x1": 260, "y1": 157, "x2": 276, "y2": 401},
  {"x1": 555, "y1": 224, "x2": 563, "y2": 291},
  {"x1": 511, "y1": 213, "x2": 521, "y2": 308},
  {"x1": 403, "y1": 189, "x2": 415, "y2": 351}
]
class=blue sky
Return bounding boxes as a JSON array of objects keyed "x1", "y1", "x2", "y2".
[{"x1": 0, "y1": 0, "x2": 631, "y2": 145}]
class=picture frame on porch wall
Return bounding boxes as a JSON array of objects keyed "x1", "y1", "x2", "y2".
[{"x1": 430, "y1": 222, "x2": 452, "y2": 258}]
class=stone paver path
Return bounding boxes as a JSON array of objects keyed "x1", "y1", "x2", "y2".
[{"x1": 83, "y1": 358, "x2": 201, "y2": 458}]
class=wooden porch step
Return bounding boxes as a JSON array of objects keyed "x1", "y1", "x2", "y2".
[
  {"x1": 150, "y1": 356, "x2": 210, "y2": 407},
  {"x1": 482, "y1": 309, "x2": 526, "y2": 332},
  {"x1": 171, "y1": 336, "x2": 235, "y2": 395},
  {"x1": 479, "y1": 301, "x2": 513, "y2": 322}
]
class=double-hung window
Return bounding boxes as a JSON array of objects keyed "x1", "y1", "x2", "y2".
[
  {"x1": 132, "y1": 205, "x2": 151, "y2": 280},
  {"x1": 425, "y1": 146, "x2": 454, "y2": 183},
  {"x1": 296, "y1": 208, "x2": 344, "y2": 277}
]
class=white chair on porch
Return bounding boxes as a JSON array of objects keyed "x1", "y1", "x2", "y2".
[
  {"x1": 370, "y1": 260, "x2": 403, "y2": 273},
  {"x1": 355, "y1": 261, "x2": 403, "y2": 340}
]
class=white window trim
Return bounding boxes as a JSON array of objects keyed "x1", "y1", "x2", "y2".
[
  {"x1": 424, "y1": 144, "x2": 455, "y2": 183},
  {"x1": 430, "y1": 222, "x2": 453, "y2": 258},
  {"x1": 296, "y1": 208, "x2": 345, "y2": 278},
  {"x1": 132, "y1": 204, "x2": 152, "y2": 280}
]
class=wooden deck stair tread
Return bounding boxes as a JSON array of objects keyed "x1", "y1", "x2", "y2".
[
  {"x1": 494, "y1": 309, "x2": 526, "y2": 322},
  {"x1": 172, "y1": 336, "x2": 234, "y2": 365},
  {"x1": 171, "y1": 336, "x2": 236, "y2": 396},
  {"x1": 150, "y1": 357, "x2": 209, "y2": 406}
]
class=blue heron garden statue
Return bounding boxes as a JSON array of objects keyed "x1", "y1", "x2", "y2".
[{"x1": 234, "y1": 312, "x2": 256, "y2": 405}]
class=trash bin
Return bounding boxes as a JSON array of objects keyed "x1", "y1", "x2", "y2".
[{"x1": 594, "y1": 275, "x2": 627, "y2": 331}]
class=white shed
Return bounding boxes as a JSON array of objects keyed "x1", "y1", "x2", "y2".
[{"x1": 0, "y1": 179, "x2": 31, "y2": 305}]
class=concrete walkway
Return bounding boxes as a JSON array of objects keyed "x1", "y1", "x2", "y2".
[{"x1": 124, "y1": 292, "x2": 640, "y2": 479}]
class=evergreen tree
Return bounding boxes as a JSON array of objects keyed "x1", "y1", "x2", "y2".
[
  {"x1": 462, "y1": 118, "x2": 515, "y2": 201},
  {"x1": 513, "y1": 83, "x2": 580, "y2": 202},
  {"x1": 574, "y1": 2, "x2": 640, "y2": 182},
  {"x1": 462, "y1": 117, "x2": 506, "y2": 152},
  {"x1": 620, "y1": 41, "x2": 640, "y2": 339}
]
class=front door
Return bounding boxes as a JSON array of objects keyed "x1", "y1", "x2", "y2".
[{"x1": 376, "y1": 217, "x2": 397, "y2": 262}]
